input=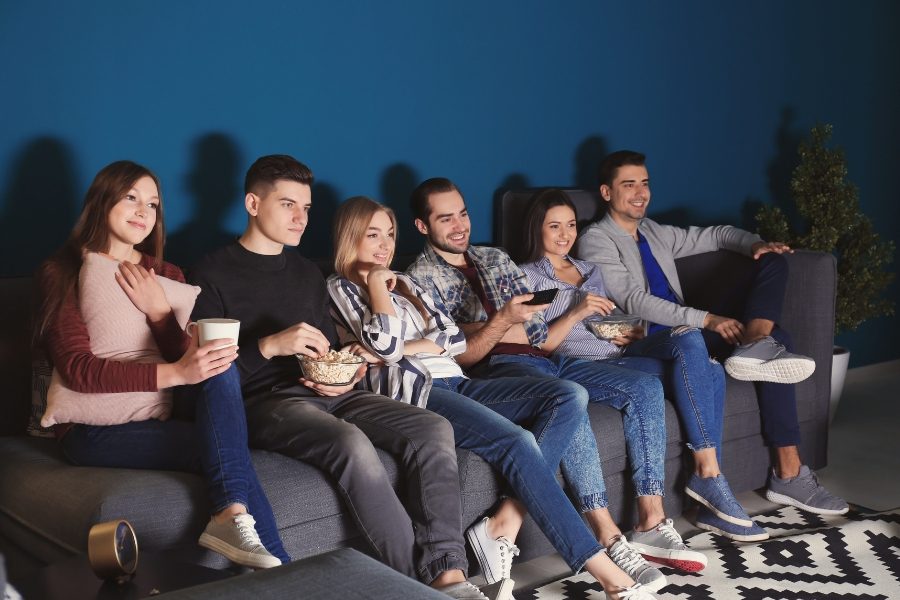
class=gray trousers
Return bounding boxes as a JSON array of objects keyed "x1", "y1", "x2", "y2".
[{"x1": 244, "y1": 386, "x2": 467, "y2": 583}]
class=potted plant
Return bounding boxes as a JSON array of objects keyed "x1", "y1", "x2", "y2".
[{"x1": 755, "y1": 124, "x2": 895, "y2": 420}]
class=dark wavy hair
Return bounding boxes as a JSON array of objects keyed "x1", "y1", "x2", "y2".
[
  {"x1": 521, "y1": 188, "x2": 578, "y2": 264},
  {"x1": 36, "y1": 160, "x2": 164, "y2": 342}
]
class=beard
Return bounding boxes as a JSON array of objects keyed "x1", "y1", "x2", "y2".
[{"x1": 430, "y1": 234, "x2": 469, "y2": 255}]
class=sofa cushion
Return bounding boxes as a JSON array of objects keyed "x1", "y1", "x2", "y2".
[{"x1": 41, "y1": 254, "x2": 200, "y2": 427}]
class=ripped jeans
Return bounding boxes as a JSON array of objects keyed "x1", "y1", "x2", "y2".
[{"x1": 602, "y1": 326, "x2": 726, "y2": 464}]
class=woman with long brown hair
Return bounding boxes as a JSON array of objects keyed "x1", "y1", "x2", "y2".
[
  {"x1": 36, "y1": 160, "x2": 287, "y2": 568},
  {"x1": 327, "y1": 196, "x2": 657, "y2": 600}
]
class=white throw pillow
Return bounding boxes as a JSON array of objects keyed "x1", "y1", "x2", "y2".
[{"x1": 41, "y1": 253, "x2": 200, "y2": 427}]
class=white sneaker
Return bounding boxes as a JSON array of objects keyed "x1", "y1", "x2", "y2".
[
  {"x1": 605, "y1": 583, "x2": 657, "y2": 599},
  {"x1": 198, "y1": 513, "x2": 281, "y2": 569},
  {"x1": 465, "y1": 517, "x2": 519, "y2": 584}
]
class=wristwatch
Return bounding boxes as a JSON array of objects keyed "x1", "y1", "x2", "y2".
[{"x1": 88, "y1": 520, "x2": 139, "y2": 581}]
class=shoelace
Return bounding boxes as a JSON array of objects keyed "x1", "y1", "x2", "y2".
[
  {"x1": 610, "y1": 583, "x2": 652, "y2": 599},
  {"x1": 654, "y1": 519, "x2": 687, "y2": 549},
  {"x1": 233, "y1": 514, "x2": 264, "y2": 549},
  {"x1": 497, "y1": 536, "x2": 521, "y2": 579},
  {"x1": 608, "y1": 537, "x2": 645, "y2": 574}
]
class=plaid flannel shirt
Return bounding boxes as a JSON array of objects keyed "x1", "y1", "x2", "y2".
[{"x1": 406, "y1": 243, "x2": 549, "y2": 347}]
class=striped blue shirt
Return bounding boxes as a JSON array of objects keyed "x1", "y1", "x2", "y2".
[
  {"x1": 327, "y1": 273, "x2": 465, "y2": 408},
  {"x1": 520, "y1": 256, "x2": 623, "y2": 360}
]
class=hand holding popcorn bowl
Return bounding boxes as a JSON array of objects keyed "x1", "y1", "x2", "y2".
[
  {"x1": 583, "y1": 313, "x2": 642, "y2": 342},
  {"x1": 297, "y1": 350, "x2": 366, "y2": 385}
]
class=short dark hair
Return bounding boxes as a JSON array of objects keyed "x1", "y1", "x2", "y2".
[
  {"x1": 410, "y1": 177, "x2": 460, "y2": 222},
  {"x1": 521, "y1": 188, "x2": 577, "y2": 263},
  {"x1": 244, "y1": 154, "x2": 314, "y2": 196},
  {"x1": 598, "y1": 150, "x2": 646, "y2": 188}
]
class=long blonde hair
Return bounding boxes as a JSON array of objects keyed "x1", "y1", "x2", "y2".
[{"x1": 333, "y1": 196, "x2": 428, "y2": 320}]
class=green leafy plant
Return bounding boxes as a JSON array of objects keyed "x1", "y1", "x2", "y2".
[{"x1": 756, "y1": 124, "x2": 895, "y2": 333}]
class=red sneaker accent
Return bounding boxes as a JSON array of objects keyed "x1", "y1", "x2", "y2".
[{"x1": 641, "y1": 553, "x2": 706, "y2": 573}]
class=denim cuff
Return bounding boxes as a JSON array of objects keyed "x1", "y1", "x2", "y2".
[
  {"x1": 571, "y1": 546, "x2": 606, "y2": 575},
  {"x1": 419, "y1": 552, "x2": 469, "y2": 584},
  {"x1": 635, "y1": 479, "x2": 666, "y2": 497},
  {"x1": 578, "y1": 491, "x2": 609, "y2": 512},
  {"x1": 686, "y1": 441, "x2": 717, "y2": 452},
  {"x1": 211, "y1": 498, "x2": 249, "y2": 516}
]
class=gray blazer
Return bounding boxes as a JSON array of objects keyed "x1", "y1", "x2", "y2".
[{"x1": 575, "y1": 214, "x2": 762, "y2": 328}]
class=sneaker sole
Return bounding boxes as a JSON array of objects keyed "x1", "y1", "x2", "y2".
[
  {"x1": 685, "y1": 486, "x2": 754, "y2": 526},
  {"x1": 465, "y1": 526, "x2": 502, "y2": 584},
  {"x1": 198, "y1": 533, "x2": 281, "y2": 569},
  {"x1": 628, "y1": 542, "x2": 707, "y2": 573},
  {"x1": 695, "y1": 520, "x2": 770, "y2": 542},
  {"x1": 724, "y1": 356, "x2": 815, "y2": 384},
  {"x1": 765, "y1": 489, "x2": 850, "y2": 515},
  {"x1": 641, "y1": 553, "x2": 706, "y2": 573}
]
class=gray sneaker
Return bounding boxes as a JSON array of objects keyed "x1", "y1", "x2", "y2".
[
  {"x1": 766, "y1": 465, "x2": 850, "y2": 515},
  {"x1": 628, "y1": 519, "x2": 708, "y2": 573},
  {"x1": 198, "y1": 514, "x2": 281, "y2": 569},
  {"x1": 606, "y1": 535, "x2": 666, "y2": 593},
  {"x1": 479, "y1": 579, "x2": 515, "y2": 600},
  {"x1": 437, "y1": 581, "x2": 490, "y2": 600},
  {"x1": 724, "y1": 336, "x2": 815, "y2": 384}
]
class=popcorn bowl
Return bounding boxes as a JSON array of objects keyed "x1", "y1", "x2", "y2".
[
  {"x1": 583, "y1": 314, "x2": 641, "y2": 341},
  {"x1": 297, "y1": 350, "x2": 365, "y2": 385}
]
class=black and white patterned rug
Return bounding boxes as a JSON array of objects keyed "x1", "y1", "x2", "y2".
[{"x1": 519, "y1": 506, "x2": 900, "y2": 599}]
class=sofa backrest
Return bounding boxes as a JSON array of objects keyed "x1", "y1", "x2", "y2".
[
  {"x1": 494, "y1": 188, "x2": 602, "y2": 261},
  {"x1": 0, "y1": 277, "x2": 34, "y2": 435}
]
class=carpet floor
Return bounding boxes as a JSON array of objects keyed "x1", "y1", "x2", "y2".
[{"x1": 518, "y1": 506, "x2": 900, "y2": 600}]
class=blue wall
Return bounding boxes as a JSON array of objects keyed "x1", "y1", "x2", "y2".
[{"x1": 2, "y1": 1, "x2": 897, "y2": 367}]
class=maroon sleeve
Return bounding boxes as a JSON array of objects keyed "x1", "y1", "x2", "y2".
[{"x1": 43, "y1": 294, "x2": 160, "y2": 393}]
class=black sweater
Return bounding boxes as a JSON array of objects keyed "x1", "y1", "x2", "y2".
[{"x1": 190, "y1": 242, "x2": 337, "y2": 397}]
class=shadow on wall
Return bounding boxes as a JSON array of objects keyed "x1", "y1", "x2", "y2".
[
  {"x1": 741, "y1": 107, "x2": 803, "y2": 232},
  {"x1": 166, "y1": 133, "x2": 243, "y2": 269},
  {"x1": 380, "y1": 163, "x2": 420, "y2": 256},
  {"x1": 573, "y1": 135, "x2": 609, "y2": 192},
  {"x1": 299, "y1": 181, "x2": 341, "y2": 259},
  {"x1": 0, "y1": 137, "x2": 80, "y2": 278}
]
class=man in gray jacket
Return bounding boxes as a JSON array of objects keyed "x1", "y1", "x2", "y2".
[{"x1": 576, "y1": 150, "x2": 848, "y2": 537}]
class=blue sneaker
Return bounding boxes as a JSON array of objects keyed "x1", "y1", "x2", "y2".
[
  {"x1": 695, "y1": 506, "x2": 769, "y2": 542},
  {"x1": 685, "y1": 473, "x2": 753, "y2": 526}
]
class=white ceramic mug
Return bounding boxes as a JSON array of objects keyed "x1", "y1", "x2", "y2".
[{"x1": 186, "y1": 318, "x2": 240, "y2": 348}]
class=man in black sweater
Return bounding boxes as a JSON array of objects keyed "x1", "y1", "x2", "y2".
[{"x1": 189, "y1": 155, "x2": 492, "y2": 600}]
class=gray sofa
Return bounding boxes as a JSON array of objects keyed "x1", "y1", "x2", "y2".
[{"x1": 0, "y1": 192, "x2": 836, "y2": 589}]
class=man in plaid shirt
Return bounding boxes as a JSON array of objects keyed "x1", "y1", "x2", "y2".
[{"x1": 406, "y1": 177, "x2": 709, "y2": 584}]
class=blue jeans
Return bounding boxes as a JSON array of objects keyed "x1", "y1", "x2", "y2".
[
  {"x1": 485, "y1": 354, "x2": 667, "y2": 508},
  {"x1": 603, "y1": 327, "x2": 726, "y2": 464},
  {"x1": 60, "y1": 365, "x2": 289, "y2": 563},
  {"x1": 427, "y1": 376, "x2": 604, "y2": 572}
]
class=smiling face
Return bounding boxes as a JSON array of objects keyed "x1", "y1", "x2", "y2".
[
  {"x1": 356, "y1": 209, "x2": 396, "y2": 274},
  {"x1": 415, "y1": 189, "x2": 470, "y2": 259},
  {"x1": 541, "y1": 204, "x2": 578, "y2": 260},
  {"x1": 106, "y1": 175, "x2": 159, "y2": 256},
  {"x1": 601, "y1": 164, "x2": 651, "y2": 232},
  {"x1": 243, "y1": 179, "x2": 312, "y2": 254}
]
